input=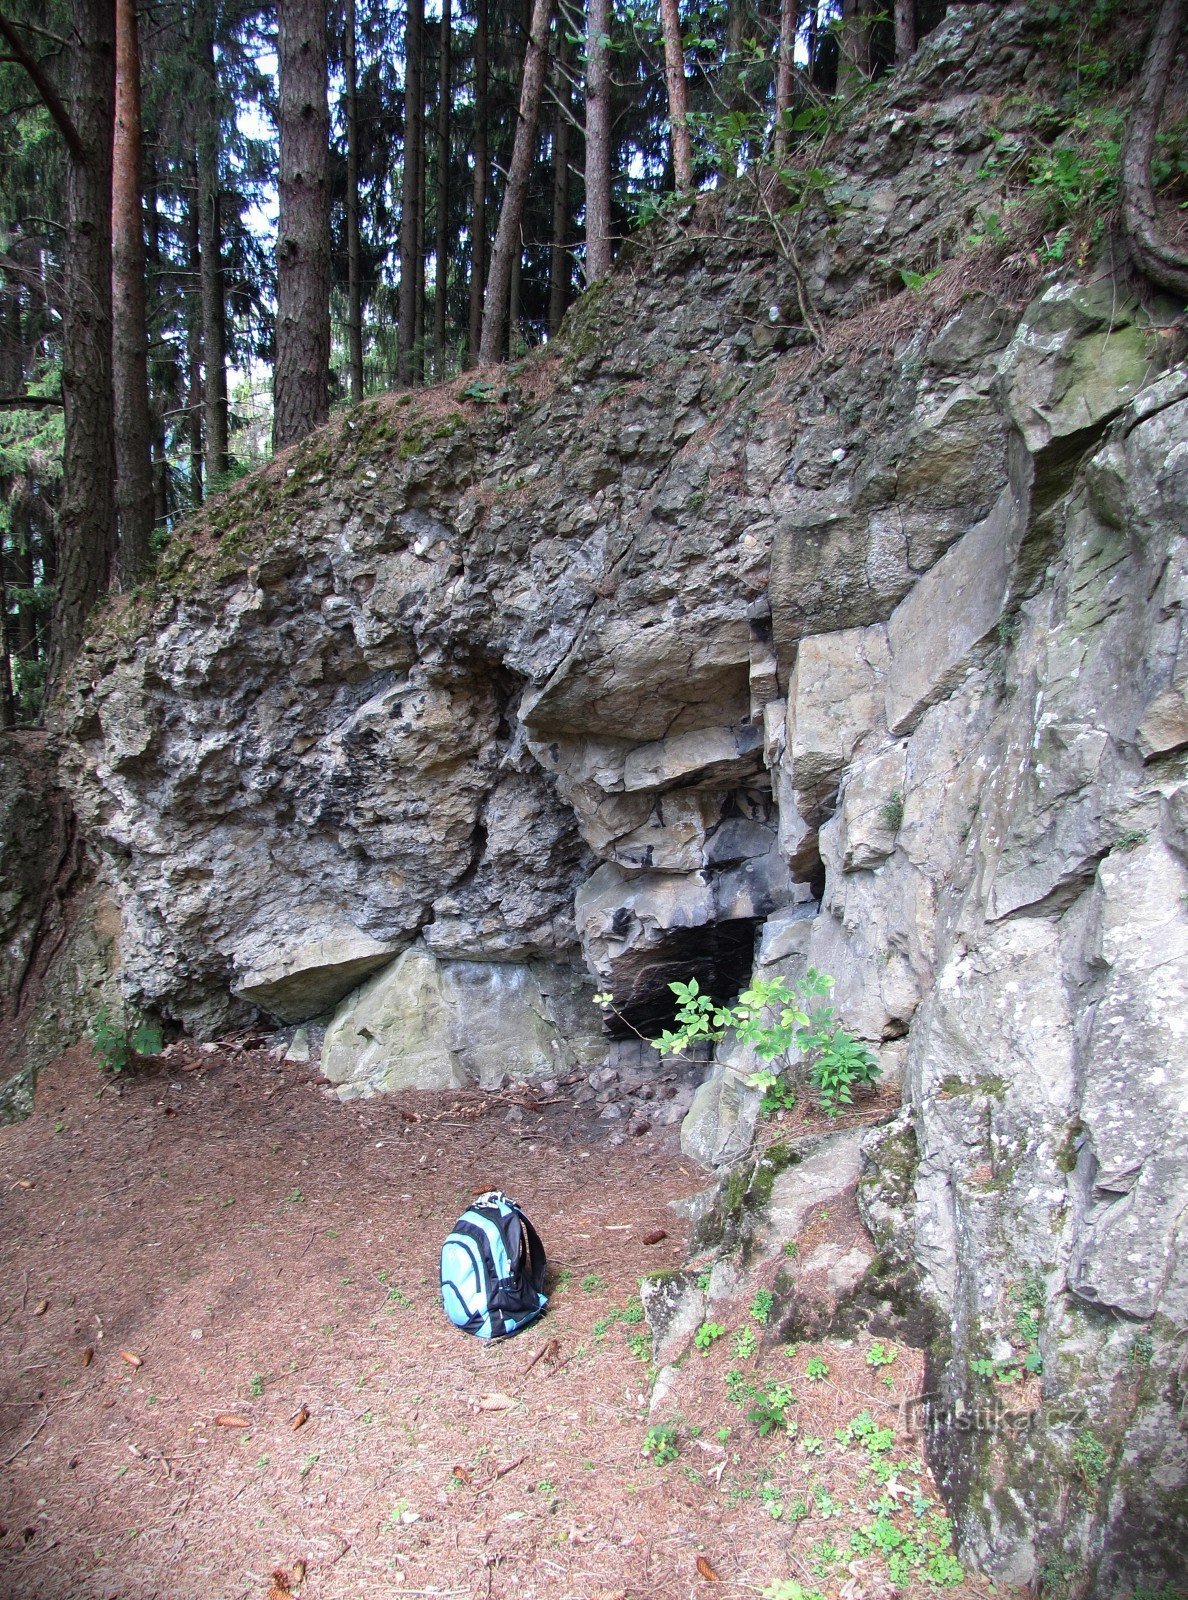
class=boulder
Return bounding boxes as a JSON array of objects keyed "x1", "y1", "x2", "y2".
[
  {"x1": 233, "y1": 926, "x2": 401, "y2": 1022},
  {"x1": 321, "y1": 942, "x2": 603, "y2": 1095}
]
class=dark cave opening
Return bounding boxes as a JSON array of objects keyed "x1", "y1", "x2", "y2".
[{"x1": 602, "y1": 917, "x2": 763, "y2": 1041}]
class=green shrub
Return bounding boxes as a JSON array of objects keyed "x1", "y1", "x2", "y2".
[
  {"x1": 642, "y1": 1424, "x2": 680, "y2": 1465},
  {"x1": 646, "y1": 970, "x2": 880, "y2": 1119},
  {"x1": 88, "y1": 1006, "x2": 163, "y2": 1073}
]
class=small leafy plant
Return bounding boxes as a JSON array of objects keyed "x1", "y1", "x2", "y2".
[
  {"x1": 88, "y1": 1005, "x2": 163, "y2": 1073},
  {"x1": 642, "y1": 1424, "x2": 680, "y2": 1465},
  {"x1": 750, "y1": 1289, "x2": 775, "y2": 1325},
  {"x1": 748, "y1": 1380, "x2": 797, "y2": 1436},
  {"x1": 648, "y1": 969, "x2": 879, "y2": 1119},
  {"x1": 805, "y1": 1356, "x2": 830, "y2": 1381},
  {"x1": 732, "y1": 1326, "x2": 758, "y2": 1361},
  {"x1": 694, "y1": 1321, "x2": 725, "y2": 1353}
]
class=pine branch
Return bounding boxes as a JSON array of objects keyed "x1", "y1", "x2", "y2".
[
  {"x1": 0, "y1": 394, "x2": 64, "y2": 410},
  {"x1": 0, "y1": 12, "x2": 86, "y2": 163}
]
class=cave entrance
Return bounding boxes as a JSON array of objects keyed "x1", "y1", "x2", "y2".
[{"x1": 603, "y1": 917, "x2": 762, "y2": 1041}]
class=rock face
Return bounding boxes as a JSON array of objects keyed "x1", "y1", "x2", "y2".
[{"x1": 48, "y1": 4, "x2": 1187, "y2": 1591}]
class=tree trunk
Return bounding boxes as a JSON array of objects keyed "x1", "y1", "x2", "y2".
[
  {"x1": 48, "y1": 0, "x2": 118, "y2": 684},
  {"x1": 479, "y1": 0, "x2": 553, "y2": 364},
  {"x1": 838, "y1": 0, "x2": 870, "y2": 93},
  {"x1": 398, "y1": 0, "x2": 424, "y2": 385},
  {"x1": 717, "y1": 0, "x2": 745, "y2": 184},
  {"x1": 185, "y1": 175, "x2": 203, "y2": 507},
  {"x1": 274, "y1": 0, "x2": 331, "y2": 449},
  {"x1": 196, "y1": 9, "x2": 229, "y2": 480},
  {"x1": 0, "y1": 547, "x2": 14, "y2": 730},
  {"x1": 433, "y1": 0, "x2": 451, "y2": 377},
  {"x1": 414, "y1": 114, "x2": 426, "y2": 382},
  {"x1": 112, "y1": 0, "x2": 154, "y2": 585},
  {"x1": 584, "y1": 0, "x2": 612, "y2": 282},
  {"x1": 144, "y1": 152, "x2": 169, "y2": 527},
  {"x1": 894, "y1": 0, "x2": 916, "y2": 63},
  {"x1": 547, "y1": 29, "x2": 571, "y2": 336},
  {"x1": 1121, "y1": 0, "x2": 1188, "y2": 297},
  {"x1": 344, "y1": 0, "x2": 364, "y2": 402},
  {"x1": 773, "y1": 0, "x2": 796, "y2": 163},
  {"x1": 659, "y1": 0, "x2": 692, "y2": 192},
  {"x1": 508, "y1": 243, "x2": 521, "y2": 357},
  {"x1": 466, "y1": 0, "x2": 489, "y2": 365}
]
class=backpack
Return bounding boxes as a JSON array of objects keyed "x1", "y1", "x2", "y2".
[{"x1": 440, "y1": 1190, "x2": 548, "y2": 1340}]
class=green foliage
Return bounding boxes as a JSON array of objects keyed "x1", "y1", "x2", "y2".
[
  {"x1": 732, "y1": 1326, "x2": 758, "y2": 1361},
  {"x1": 836, "y1": 1409, "x2": 895, "y2": 1455},
  {"x1": 879, "y1": 791, "x2": 905, "y2": 831},
  {"x1": 805, "y1": 1356, "x2": 829, "y2": 1381},
  {"x1": 694, "y1": 1321, "x2": 725, "y2": 1353},
  {"x1": 763, "y1": 1583, "x2": 826, "y2": 1600},
  {"x1": 456, "y1": 377, "x2": 501, "y2": 404},
  {"x1": 580, "y1": 1272, "x2": 606, "y2": 1293},
  {"x1": 1072, "y1": 1429, "x2": 1108, "y2": 1489},
  {"x1": 653, "y1": 970, "x2": 879, "y2": 1119},
  {"x1": 641, "y1": 1424, "x2": 680, "y2": 1465},
  {"x1": 88, "y1": 1006, "x2": 163, "y2": 1074},
  {"x1": 866, "y1": 1341, "x2": 897, "y2": 1368},
  {"x1": 747, "y1": 1380, "x2": 797, "y2": 1436},
  {"x1": 750, "y1": 1289, "x2": 775, "y2": 1325}
]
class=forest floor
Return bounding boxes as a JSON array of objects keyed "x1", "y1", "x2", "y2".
[{"x1": 0, "y1": 1043, "x2": 1000, "y2": 1600}]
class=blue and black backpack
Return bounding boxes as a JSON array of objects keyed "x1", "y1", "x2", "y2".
[{"x1": 440, "y1": 1190, "x2": 548, "y2": 1340}]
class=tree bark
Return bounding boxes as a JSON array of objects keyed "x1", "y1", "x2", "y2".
[
  {"x1": 49, "y1": 0, "x2": 118, "y2": 684},
  {"x1": 414, "y1": 107, "x2": 426, "y2": 382},
  {"x1": 0, "y1": 545, "x2": 15, "y2": 729},
  {"x1": 659, "y1": 0, "x2": 692, "y2": 192},
  {"x1": 433, "y1": 0, "x2": 451, "y2": 377},
  {"x1": 584, "y1": 0, "x2": 612, "y2": 282},
  {"x1": 112, "y1": 0, "x2": 153, "y2": 585},
  {"x1": 196, "y1": 8, "x2": 229, "y2": 480},
  {"x1": 547, "y1": 28, "x2": 571, "y2": 336},
  {"x1": 717, "y1": 0, "x2": 745, "y2": 184},
  {"x1": 894, "y1": 0, "x2": 916, "y2": 63},
  {"x1": 144, "y1": 152, "x2": 169, "y2": 527},
  {"x1": 1121, "y1": 0, "x2": 1188, "y2": 298},
  {"x1": 398, "y1": 0, "x2": 424, "y2": 385},
  {"x1": 837, "y1": 0, "x2": 870, "y2": 93},
  {"x1": 344, "y1": 0, "x2": 364, "y2": 402},
  {"x1": 466, "y1": 0, "x2": 489, "y2": 365},
  {"x1": 773, "y1": 0, "x2": 797, "y2": 164},
  {"x1": 185, "y1": 174, "x2": 203, "y2": 507},
  {"x1": 274, "y1": 0, "x2": 331, "y2": 449},
  {"x1": 479, "y1": 0, "x2": 553, "y2": 364}
]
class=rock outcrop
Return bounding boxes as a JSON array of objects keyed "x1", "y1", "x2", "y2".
[{"x1": 40, "y1": 4, "x2": 1188, "y2": 1590}]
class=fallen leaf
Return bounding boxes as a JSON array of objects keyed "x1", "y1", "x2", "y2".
[
  {"x1": 453, "y1": 1464, "x2": 473, "y2": 1483},
  {"x1": 81, "y1": 1347, "x2": 94, "y2": 1368},
  {"x1": 32, "y1": 1299, "x2": 48, "y2": 1316},
  {"x1": 477, "y1": 1393, "x2": 516, "y2": 1411},
  {"x1": 214, "y1": 1413, "x2": 250, "y2": 1428},
  {"x1": 291, "y1": 1560, "x2": 306, "y2": 1585},
  {"x1": 642, "y1": 1228, "x2": 668, "y2": 1246},
  {"x1": 15, "y1": 1180, "x2": 33, "y2": 1190},
  {"x1": 119, "y1": 1349, "x2": 143, "y2": 1368},
  {"x1": 268, "y1": 1569, "x2": 293, "y2": 1600},
  {"x1": 289, "y1": 1405, "x2": 310, "y2": 1430},
  {"x1": 696, "y1": 1555, "x2": 722, "y2": 1581}
]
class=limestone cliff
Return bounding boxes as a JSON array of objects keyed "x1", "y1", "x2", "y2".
[{"x1": 37, "y1": 3, "x2": 1188, "y2": 1591}]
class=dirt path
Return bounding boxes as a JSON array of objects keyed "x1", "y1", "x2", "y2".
[{"x1": 0, "y1": 1046, "x2": 995, "y2": 1600}]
